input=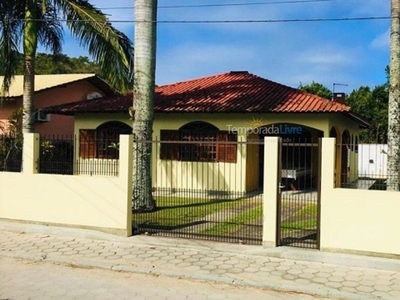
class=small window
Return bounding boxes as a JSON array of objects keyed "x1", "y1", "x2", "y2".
[
  {"x1": 79, "y1": 122, "x2": 132, "y2": 159},
  {"x1": 180, "y1": 122, "x2": 218, "y2": 162},
  {"x1": 160, "y1": 121, "x2": 237, "y2": 163}
]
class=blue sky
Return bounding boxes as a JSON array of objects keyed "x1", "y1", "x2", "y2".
[{"x1": 59, "y1": 0, "x2": 390, "y2": 93}]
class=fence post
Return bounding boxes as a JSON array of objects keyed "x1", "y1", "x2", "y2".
[
  {"x1": 320, "y1": 138, "x2": 336, "y2": 192},
  {"x1": 262, "y1": 137, "x2": 280, "y2": 247},
  {"x1": 118, "y1": 134, "x2": 133, "y2": 236},
  {"x1": 319, "y1": 137, "x2": 336, "y2": 249},
  {"x1": 22, "y1": 133, "x2": 39, "y2": 174}
]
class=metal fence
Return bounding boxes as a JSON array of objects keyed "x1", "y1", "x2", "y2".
[
  {"x1": 0, "y1": 133, "x2": 22, "y2": 172},
  {"x1": 339, "y1": 143, "x2": 399, "y2": 191},
  {"x1": 39, "y1": 135, "x2": 74, "y2": 175},
  {"x1": 133, "y1": 140, "x2": 263, "y2": 245},
  {"x1": 38, "y1": 135, "x2": 119, "y2": 176},
  {"x1": 277, "y1": 139, "x2": 320, "y2": 249}
]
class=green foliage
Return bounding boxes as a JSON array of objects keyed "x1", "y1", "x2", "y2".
[
  {"x1": 346, "y1": 85, "x2": 388, "y2": 143},
  {"x1": 35, "y1": 53, "x2": 101, "y2": 74},
  {"x1": 6, "y1": 107, "x2": 23, "y2": 140},
  {"x1": 0, "y1": 108, "x2": 23, "y2": 171},
  {"x1": 40, "y1": 140, "x2": 55, "y2": 158},
  {"x1": 0, "y1": 0, "x2": 134, "y2": 93},
  {"x1": 0, "y1": 52, "x2": 101, "y2": 76},
  {"x1": 299, "y1": 81, "x2": 332, "y2": 100},
  {"x1": 299, "y1": 77, "x2": 389, "y2": 144}
]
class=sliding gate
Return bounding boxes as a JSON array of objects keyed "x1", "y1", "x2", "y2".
[{"x1": 277, "y1": 138, "x2": 321, "y2": 249}]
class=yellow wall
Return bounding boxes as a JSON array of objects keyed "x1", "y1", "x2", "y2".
[
  {"x1": 74, "y1": 112, "x2": 360, "y2": 193},
  {"x1": 320, "y1": 138, "x2": 400, "y2": 256},
  {"x1": 246, "y1": 133, "x2": 260, "y2": 191},
  {"x1": 0, "y1": 134, "x2": 133, "y2": 236},
  {"x1": 328, "y1": 116, "x2": 360, "y2": 185}
]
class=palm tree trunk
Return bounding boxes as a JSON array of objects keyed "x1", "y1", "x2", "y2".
[
  {"x1": 132, "y1": 0, "x2": 157, "y2": 212},
  {"x1": 388, "y1": 0, "x2": 400, "y2": 191},
  {"x1": 22, "y1": 0, "x2": 37, "y2": 133}
]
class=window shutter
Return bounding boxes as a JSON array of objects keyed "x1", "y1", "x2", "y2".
[
  {"x1": 217, "y1": 131, "x2": 237, "y2": 163},
  {"x1": 79, "y1": 129, "x2": 96, "y2": 158},
  {"x1": 160, "y1": 130, "x2": 180, "y2": 160}
]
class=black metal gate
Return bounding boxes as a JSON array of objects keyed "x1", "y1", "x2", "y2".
[
  {"x1": 277, "y1": 138, "x2": 321, "y2": 249},
  {"x1": 133, "y1": 140, "x2": 263, "y2": 245}
]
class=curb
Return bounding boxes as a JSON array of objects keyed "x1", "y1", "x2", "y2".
[{"x1": 0, "y1": 251, "x2": 381, "y2": 300}]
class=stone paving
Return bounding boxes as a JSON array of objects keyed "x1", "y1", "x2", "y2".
[
  {"x1": 1, "y1": 222, "x2": 400, "y2": 300},
  {"x1": 1, "y1": 256, "x2": 329, "y2": 300}
]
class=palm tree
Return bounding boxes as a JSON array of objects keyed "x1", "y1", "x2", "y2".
[
  {"x1": 0, "y1": 1, "x2": 26, "y2": 95},
  {"x1": 1, "y1": 0, "x2": 134, "y2": 133},
  {"x1": 388, "y1": 0, "x2": 400, "y2": 191},
  {"x1": 132, "y1": 0, "x2": 157, "y2": 212}
]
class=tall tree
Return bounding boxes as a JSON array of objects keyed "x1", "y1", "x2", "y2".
[
  {"x1": 132, "y1": 0, "x2": 157, "y2": 212},
  {"x1": 0, "y1": 52, "x2": 101, "y2": 75},
  {"x1": 388, "y1": 0, "x2": 400, "y2": 191},
  {"x1": 299, "y1": 81, "x2": 332, "y2": 100},
  {"x1": 1, "y1": 0, "x2": 134, "y2": 133},
  {"x1": 346, "y1": 85, "x2": 388, "y2": 144}
]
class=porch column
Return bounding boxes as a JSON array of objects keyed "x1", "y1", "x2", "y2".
[
  {"x1": 22, "y1": 133, "x2": 39, "y2": 174},
  {"x1": 262, "y1": 136, "x2": 280, "y2": 247}
]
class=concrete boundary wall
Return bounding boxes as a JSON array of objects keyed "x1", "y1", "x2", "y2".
[
  {"x1": 262, "y1": 137, "x2": 400, "y2": 257},
  {"x1": 2, "y1": 134, "x2": 399, "y2": 254},
  {"x1": 0, "y1": 134, "x2": 133, "y2": 236},
  {"x1": 320, "y1": 138, "x2": 400, "y2": 256}
]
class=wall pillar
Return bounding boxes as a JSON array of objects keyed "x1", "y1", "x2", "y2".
[
  {"x1": 262, "y1": 137, "x2": 280, "y2": 247},
  {"x1": 320, "y1": 137, "x2": 336, "y2": 248},
  {"x1": 22, "y1": 133, "x2": 39, "y2": 174},
  {"x1": 119, "y1": 134, "x2": 133, "y2": 236}
]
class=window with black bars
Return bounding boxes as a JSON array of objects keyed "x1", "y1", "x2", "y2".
[{"x1": 160, "y1": 122, "x2": 237, "y2": 163}]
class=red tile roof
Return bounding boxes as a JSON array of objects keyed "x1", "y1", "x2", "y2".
[{"x1": 44, "y1": 71, "x2": 369, "y2": 126}]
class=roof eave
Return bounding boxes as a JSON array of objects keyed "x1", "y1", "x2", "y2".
[{"x1": 343, "y1": 111, "x2": 372, "y2": 129}]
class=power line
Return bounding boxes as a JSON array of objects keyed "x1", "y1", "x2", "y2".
[
  {"x1": 155, "y1": 16, "x2": 390, "y2": 24},
  {"x1": 11, "y1": 16, "x2": 390, "y2": 24},
  {"x1": 99, "y1": 0, "x2": 336, "y2": 10}
]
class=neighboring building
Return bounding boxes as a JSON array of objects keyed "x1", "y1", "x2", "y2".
[
  {"x1": 44, "y1": 71, "x2": 370, "y2": 192},
  {"x1": 0, "y1": 74, "x2": 116, "y2": 136}
]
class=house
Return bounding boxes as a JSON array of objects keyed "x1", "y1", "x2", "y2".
[
  {"x1": 43, "y1": 71, "x2": 370, "y2": 192},
  {"x1": 0, "y1": 74, "x2": 116, "y2": 136}
]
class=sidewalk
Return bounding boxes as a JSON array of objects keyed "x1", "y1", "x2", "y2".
[{"x1": 1, "y1": 221, "x2": 400, "y2": 300}]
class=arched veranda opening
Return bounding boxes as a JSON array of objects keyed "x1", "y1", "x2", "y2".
[{"x1": 247, "y1": 123, "x2": 323, "y2": 191}]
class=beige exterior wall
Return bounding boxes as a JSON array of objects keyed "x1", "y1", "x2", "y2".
[
  {"x1": 73, "y1": 112, "x2": 359, "y2": 193},
  {"x1": 0, "y1": 134, "x2": 133, "y2": 236},
  {"x1": 320, "y1": 138, "x2": 400, "y2": 256},
  {"x1": 328, "y1": 116, "x2": 360, "y2": 185}
]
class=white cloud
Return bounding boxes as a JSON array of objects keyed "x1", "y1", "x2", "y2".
[
  {"x1": 371, "y1": 28, "x2": 390, "y2": 50},
  {"x1": 60, "y1": 0, "x2": 389, "y2": 91},
  {"x1": 156, "y1": 42, "x2": 257, "y2": 85}
]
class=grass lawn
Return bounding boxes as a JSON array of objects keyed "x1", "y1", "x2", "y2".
[
  {"x1": 199, "y1": 205, "x2": 262, "y2": 235},
  {"x1": 133, "y1": 194, "x2": 262, "y2": 234},
  {"x1": 281, "y1": 203, "x2": 318, "y2": 231}
]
